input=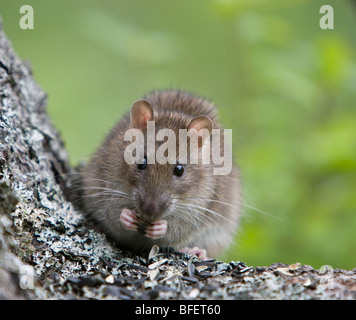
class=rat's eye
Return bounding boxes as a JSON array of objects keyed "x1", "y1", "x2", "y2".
[
  {"x1": 173, "y1": 164, "x2": 184, "y2": 177},
  {"x1": 137, "y1": 157, "x2": 147, "y2": 170}
]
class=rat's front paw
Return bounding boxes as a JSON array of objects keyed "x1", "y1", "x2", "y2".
[
  {"x1": 119, "y1": 208, "x2": 139, "y2": 231},
  {"x1": 145, "y1": 219, "x2": 167, "y2": 239}
]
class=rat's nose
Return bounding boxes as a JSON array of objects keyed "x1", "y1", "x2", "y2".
[{"x1": 138, "y1": 192, "x2": 169, "y2": 219}]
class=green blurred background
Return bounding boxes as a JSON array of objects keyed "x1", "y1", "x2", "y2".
[{"x1": 1, "y1": 0, "x2": 355, "y2": 269}]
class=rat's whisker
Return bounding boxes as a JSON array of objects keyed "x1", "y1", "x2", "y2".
[
  {"x1": 58, "y1": 173, "x2": 115, "y2": 185},
  {"x1": 172, "y1": 195, "x2": 281, "y2": 221},
  {"x1": 71, "y1": 194, "x2": 125, "y2": 206},
  {"x1": 175, "y1": 203, "x2": 215, "y2": 221},
  {"x1": 174, "y1": 204, "x2": 214, "y2": 228},
  {"x1": 71, "y1": 186, "x2": 130, "y2": 197},
  {"x1": 206, "y1": 199, "x2": 282, "y2": 221},
  {"x1": 63, "y1": 175, "x2": 132, "y2": 194},
  {"x1": 79, "y1": 192, "x2": 132, "y2": 201},
  {"x1": 173, "y1": 206, "x2": 211, "y2": 230},
  {"x1": 175, "y1": 202, "x2": 231, "y2": 223},
  {"x1": 71, "y1": 177, "x2": 126, "y2": 188}
]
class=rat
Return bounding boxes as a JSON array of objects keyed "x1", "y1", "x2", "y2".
[{"x1": 80, "y1": 90, "x2": 241, "y2": 259}]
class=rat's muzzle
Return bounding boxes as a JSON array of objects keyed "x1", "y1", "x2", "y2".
[{"x1": 137, "y1": 191, "x2": 170, "y2": 220}]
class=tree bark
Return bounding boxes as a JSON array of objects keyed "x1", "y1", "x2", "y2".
[{"x1": 0, "y1": 21, "x2": 355, "y2": 300}]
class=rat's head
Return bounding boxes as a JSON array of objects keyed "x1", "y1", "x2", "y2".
[{"x1": 121, "y1": 99, "x2": 215, "y2": 222}]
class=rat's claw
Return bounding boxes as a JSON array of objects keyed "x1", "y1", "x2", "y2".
[
  {"x1": 119, "y1": 208, "x2": 138, "y2": 231},
  {"x1": 178, "y1": 246, "x2": 209, "y2": 260},
  {"x1": 145, "y1": 219, "x2": 167, "y2": 239}
]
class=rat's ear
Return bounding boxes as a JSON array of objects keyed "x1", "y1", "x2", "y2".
[
  {"x1": 187, "y1": 115, "x2": 214, "y2": 148},
  {"x1": 130, "y1": 99, "x2": 154, "y2": 129}
]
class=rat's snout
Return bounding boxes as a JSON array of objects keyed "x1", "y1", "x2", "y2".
[{"x1": 137, "y1": 190, "x2": 170, "y2": 220}]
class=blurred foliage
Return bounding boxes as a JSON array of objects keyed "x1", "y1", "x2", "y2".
[{"x1": 1, "y1": 0, "x2": 356, "y2": 269}]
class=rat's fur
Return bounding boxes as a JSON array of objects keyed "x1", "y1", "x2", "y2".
[{"x1": 82, "y1": 90, "x2": 241, "y2": 257}]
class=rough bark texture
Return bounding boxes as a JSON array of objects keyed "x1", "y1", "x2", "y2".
[{"x1": 0, "y1": 21, "x2": 355, "y2": 300}]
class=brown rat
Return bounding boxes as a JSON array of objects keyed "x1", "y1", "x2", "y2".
[{"x1": 81, "y1": 90, "x2": 241, "y2": 259}]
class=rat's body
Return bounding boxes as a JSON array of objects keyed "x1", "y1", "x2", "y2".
[{"x1": 82, "y1": 90, "x2": 241, "y2": 258}]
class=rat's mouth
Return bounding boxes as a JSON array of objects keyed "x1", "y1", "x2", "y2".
[{"x1": 136, "y1": 214, "x2": 151, "y2": 224}]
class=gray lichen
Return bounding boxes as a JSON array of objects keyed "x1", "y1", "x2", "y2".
[
  {"x1": 0, "y1": 19, "x2": 355, "y2": 300},
  {"x1": 0, "y1": 19, "x2": 128, "y2": 298}
]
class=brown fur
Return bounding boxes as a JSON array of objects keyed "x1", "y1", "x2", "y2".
[{"x1": 82, "y1": 90, "x2": 241, "y2": 257}]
